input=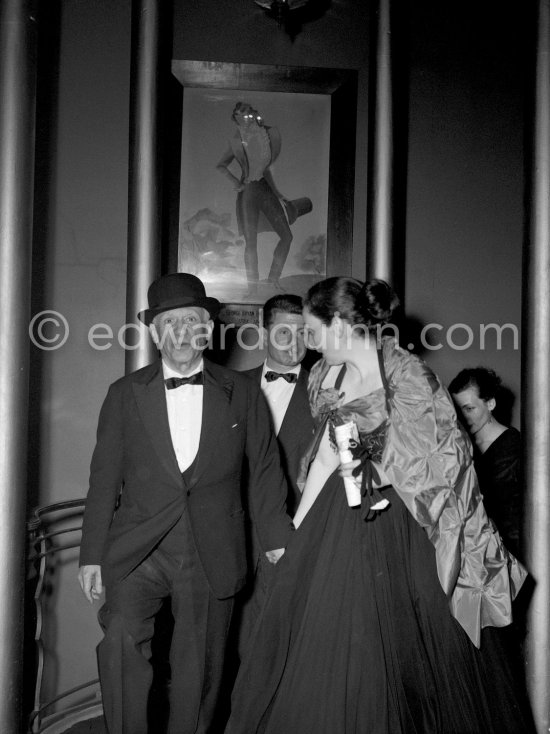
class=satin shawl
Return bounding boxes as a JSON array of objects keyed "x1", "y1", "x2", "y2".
[{"x1": 304, "y1": 338, "x2": 527, "y2": 647}]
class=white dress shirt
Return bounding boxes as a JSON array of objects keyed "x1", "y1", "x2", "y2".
[
  {"x1": 240, "y1": 126, "x2": 271, "y2": 181},
  {"x1": 163, "y1": 360, "x2": 203, "y2": 473},
  {"x1": 261, "y1": 362, "x2": 301, "y2": 436}
]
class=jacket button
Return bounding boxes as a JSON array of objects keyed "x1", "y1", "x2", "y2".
[{"x1": 186, "y1": 490, "x2": 190, "y2": 497}]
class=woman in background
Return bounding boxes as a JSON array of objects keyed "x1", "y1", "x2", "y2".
[
  {"x1": 449, "y1": 367, "x2": 522, "y2": 558},
  {"x1": 226, "y1": 278, "x2": 532, "y2": 734}
]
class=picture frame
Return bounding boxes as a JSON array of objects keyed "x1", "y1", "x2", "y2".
[{"x1": 167, "y1": 60, "x2": 358, "y2": 321}]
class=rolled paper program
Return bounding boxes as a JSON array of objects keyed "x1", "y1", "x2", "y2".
[{"x1": 334, "y1": 422, "x2": 362, "y2": 507}]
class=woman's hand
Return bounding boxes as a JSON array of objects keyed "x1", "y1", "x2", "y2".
[
  {"x1": 339, "y1": 459, "x2": 390, "y2": 488},
  {"x1": 339, "y1": 459, "x2": 361, "y2": 478}
]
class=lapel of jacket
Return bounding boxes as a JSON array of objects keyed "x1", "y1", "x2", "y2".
[
  {"x1": 133, "y1": 362, "x2": 183, "y2": 489},
  {"x1": 184, "y1": 360, "x2": 235, "y2": 491},
  {"x1": 231, "y1": 132, "x2": 249, "y2": 180},
  {"x1": 266, "y1": 125, "x2": 281, "y2": 165},
  {"x1": 249, "y1": 365, "x2": 263, "y2": 384},
  {"x1": 278, "y1": 366, "x2": 310, "y2": 443}
]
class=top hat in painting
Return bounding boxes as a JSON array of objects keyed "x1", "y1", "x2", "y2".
[{"x1": 283, "y1": 197, "x2": 313, "y2": 226}]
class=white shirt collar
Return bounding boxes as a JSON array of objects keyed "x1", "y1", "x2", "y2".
[{"x1": 162, "y1": 359, "x2": 204, "y2": 380}]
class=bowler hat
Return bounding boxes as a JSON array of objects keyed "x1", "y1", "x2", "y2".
[{"x1": 138, "y1": 273, "x2": 221, "y2": 325}]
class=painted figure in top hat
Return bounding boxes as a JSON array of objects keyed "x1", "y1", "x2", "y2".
[
  {"x1": 216, "y1": 101, "x2": 312, "y2": 298},
  {"x1": 78, "y1": 272, "x2": 292, "y2": 734}
]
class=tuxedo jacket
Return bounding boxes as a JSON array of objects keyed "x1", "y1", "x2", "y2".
[
  {"x1": 79, "y1": 359, "x2": 292, "y2": 599},
  {"x1": 217, "y1": 126, "x2": 284, "y2": 238},
  {"x1": 245, "y1": 365, "x2": 315, "y2": 515},
  {"x1": 218, "y1": 126, "x2": 282, "y2": 184}
]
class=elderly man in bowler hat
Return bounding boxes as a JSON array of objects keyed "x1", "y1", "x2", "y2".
[{"x1": 78, "y1": 273, "x2": 292, "y2": 734}]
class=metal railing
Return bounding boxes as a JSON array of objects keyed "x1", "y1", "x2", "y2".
[{"x1": 27, "y1": 499, "x2": 102, "y2": 733}]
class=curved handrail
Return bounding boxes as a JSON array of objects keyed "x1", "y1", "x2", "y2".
[
  {"x1": 27, "y1": 678, "x2": 100, "y2": 730},
  {"x1": 27, "y1": 498, "x2": 102, "y2": 733},
  {"x1": 28, "y1": 498, "x2": 87, "y2": 529}
]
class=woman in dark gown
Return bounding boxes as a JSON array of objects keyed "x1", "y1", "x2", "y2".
[
  {"x1": 449, "y1": 367, "x2": 530, "y2": 696},
  {"x1": 449, "y1": 367, "x2": 522, "y2": 558},
  {"x1": 226, "y1": 278, "x2": 532, "y2": 734}
]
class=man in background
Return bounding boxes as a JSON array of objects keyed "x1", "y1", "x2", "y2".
[
  {"x1": 235, "y1": 294, "x2": 315, "y2": 654},
  {"x1": 245, "y1": 293, "x2": 315, "y2": 515}
]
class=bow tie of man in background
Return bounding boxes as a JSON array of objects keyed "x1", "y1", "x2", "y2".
[
  {"x1": 78, "y1": 273, "x2": 292, "y2": 734},
  {"x1": 265, "y1": 370, "x2": 298, "y2": 383}
]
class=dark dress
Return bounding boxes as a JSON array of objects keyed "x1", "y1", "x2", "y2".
[
  {"x1": 474, "y1": 427, "x2": 531, "y2": 693},
  {"x1": 474, "y1": 427, "x2": 522, "y2": 559},
  {"x1": 226, "y1": 340, "x2": 532, "y2": 734}
]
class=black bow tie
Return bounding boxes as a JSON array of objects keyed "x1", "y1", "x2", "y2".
[
  {"x1": 265, "y1": 371, "x2": 298, "y2": 384},
  {"x1": 165, "y1": 372, "x2": 204, "y2": 389}
]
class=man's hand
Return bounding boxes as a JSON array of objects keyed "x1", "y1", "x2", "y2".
[
  {"x1": 265, "y1": 548, "x2": 285, "y2": 565},
  {"x1": 78, "y1": 564, "x2": 103, "y2": 604}
]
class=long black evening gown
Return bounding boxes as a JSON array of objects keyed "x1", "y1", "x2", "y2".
[
  {"x1": 474, "y1": 427, "x2": 522, "y2": 558},
  {"x1": 226, "y1": 339, "x2": 533, "y2": 734}
]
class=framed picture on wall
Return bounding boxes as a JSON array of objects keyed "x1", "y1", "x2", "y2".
[{"x1": 168, "y1": 61, "x2": 358, "y2": 317}]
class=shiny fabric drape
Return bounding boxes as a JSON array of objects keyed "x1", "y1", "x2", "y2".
[{"x1": 302, "y1": 338, "x2": 526, "y2": 648}]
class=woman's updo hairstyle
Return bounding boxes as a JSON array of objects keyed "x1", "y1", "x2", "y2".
[
  {"x1": 448, "y1": 367, "x2": 502, "y2": 402},
  {"x1": 304, "y1": 277, "x2": 400, "y2": 332}
]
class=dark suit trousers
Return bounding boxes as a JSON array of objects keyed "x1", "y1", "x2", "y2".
[
  {"x1": 97, "y1": 509, "x2": 234, "y2": 734},
  {"x1": 239, "y1": 179, "x2": 292, "y2": 284}
]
